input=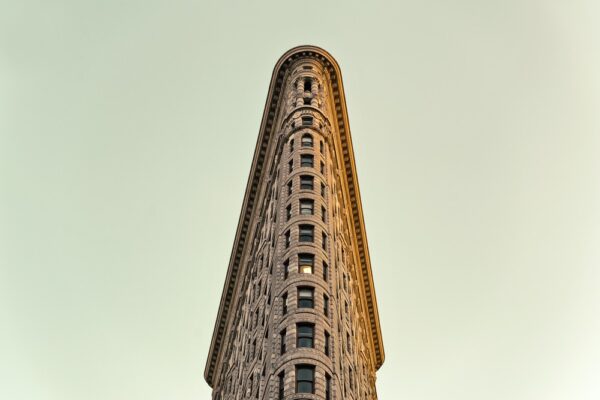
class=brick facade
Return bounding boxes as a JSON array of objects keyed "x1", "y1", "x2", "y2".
[{"x1": 205, "y1": 46, "x2": 384, "y2": 400}]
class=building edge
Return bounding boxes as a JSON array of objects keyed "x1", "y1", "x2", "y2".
[{"x1": 204, "y1": 45, "x2": 385, "y2": 387}]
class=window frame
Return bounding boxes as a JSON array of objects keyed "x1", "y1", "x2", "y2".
[
  {"x1": 301, "y1": 134, "x2": 313, "y2": 148},
  {"x1": 299, "y1": 199, "x2": 314, "y2": 215},
  {"x1": 296, "y1": 323, "x2": 315, "y2": 348},
  {"x1": 295, "y1": 365, "x2": 315, "y2": 394},
  {"x1": 297, "y1": 287, "x2": 315, "y2": 309},
  {"x1": 300, "y1": 175, "x2": 314, "y2": 190},
  {"x1": 298, "y1": 224, "x2": 314, "y2": 243},
  {"x1": 300, "y1": 154, "x2": 314, "y2": 168},
  {"x1": 298, "y1": 253, "x2": 314, "y2": 274}
]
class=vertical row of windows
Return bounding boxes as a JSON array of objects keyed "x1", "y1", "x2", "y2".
[{"x1": 277, "y1": 109, "x2": 333, "y2": 399}]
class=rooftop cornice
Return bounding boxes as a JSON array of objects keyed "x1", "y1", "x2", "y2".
[{"x1": 204, "y1": 45, "x2": 385, "y2": 387}]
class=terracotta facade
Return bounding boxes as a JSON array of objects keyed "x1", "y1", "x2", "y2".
[{"x1": 205, "y1": 46, "x2": 384, "y2": 399}]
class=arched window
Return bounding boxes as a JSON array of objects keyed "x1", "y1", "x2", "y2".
[{"x1": 301, "y1": 134, "x2": 313, "y2": 147}]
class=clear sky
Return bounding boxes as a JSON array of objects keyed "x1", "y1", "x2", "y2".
[{"x1": 1, "y1": 1, "x2": 599, "y2": 399}]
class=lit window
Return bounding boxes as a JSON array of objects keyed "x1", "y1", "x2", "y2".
[
  {"x1": 296, "y1": 323, "x2": 315, "y2": 348},
  {"x1": 298, "y1": 287, "x2": 314, "y2": 308},
  {"x1": 298, "y1": 253, "x2": 314, "y2": 274}
]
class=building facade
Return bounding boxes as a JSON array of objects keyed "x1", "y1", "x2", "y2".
[{"x1": 205, "y1": 46, "x2": 384, "y2": 400}]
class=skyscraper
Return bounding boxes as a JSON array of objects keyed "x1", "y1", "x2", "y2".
[{"x1": 205, "y1": 46, "x2": 384, "y2": 399}]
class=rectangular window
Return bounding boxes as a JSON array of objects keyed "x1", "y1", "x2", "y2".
[
  {"x1": 280, "y1": 329, "x2": 286, "y2": 354},
  {"x1": 298, "y1": 253, "x2": 314, "y2": 274},
  {"x1": 320, "y1": 141, "x2": 324, "y2": 154},
  {"x1": 347, "y1": 332, "x2": 351, "y2": 354},
  {"x1": 323, "y1": 261, "x2": 329, "y2": 281},
  {"x1": 299, "y1": 199, "x2": 314, "y2": 215},
  {"x1": 288, "y1": 159, "x2": 293, "y2": 173},
  {"x1": 296, "y1": 323, "x2": 315, "y2": 348},
  {"x1": 285, "y1": 230, "x2": 291, "y2": 248},
  {"x1": 298, "y1": 287, "x2": 314, "y2": 308},
  {"x1": 304, "y1": 79, "x2": 312, "y2": 92},
  {"x1": 326, "y1": 374, "x2": 331, "y2": 400},
  {"x1": 278, "y1": 372, "x2": 285, "y2": 400},
  {"x1": 288, "y1": 181, "x2": 293, "y2": 195},
  {"x1": 286, "y1": 204, "x2": 292, "y2": 221},
  {"x1": 322, "y1": 232, "x2": 327, "y2": 250},
  {"x1": 303, "y1": 97, "x2": 311, "y2": 105},
  {"x1": 323, "y1": 294, "x2": 329, "y2": 317},
  {"x1": 300, "y1": 154, "x2": 314, "y2": 168},
  {"x1": 325, "y1": 331, "x2": 330, "y2": 356},
  {"x1": 302, "y1": 116, "x2": 313, "y2": 126},
  {"x1": 321, "y1": 182, "x2": 326, "y2": 197},
  {"x1": 289, "y1": 139, "x2": 294, "y2": 153},
  {"x1": 300, "y1": 175, "x2": 314, "y2": 190},
  {"x1": 295, "y1": 365, "x2": 315, "y2": 394},
  {"x1": 282, "y1": 293, "x2": 288, "y2": 315},
  {"x1": 320, "y1": 161, "x2": 325, "y2": 174},
  {"x1": 283, "y1": 259, "x2": 289, "y2": 280},
  {"x1": 299, "y1": 224, "x2": 314, "y2": 242},
  {"x1": 321, "y1": 206, "x2": 326, "y2": 222},
  {"x1": 301, "y1": 134, "x2": 313, "y2": 147}
]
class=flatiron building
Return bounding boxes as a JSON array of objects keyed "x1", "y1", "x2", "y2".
[{"x1": 205, "y1": 46, "x2": 385, "y2": 399}]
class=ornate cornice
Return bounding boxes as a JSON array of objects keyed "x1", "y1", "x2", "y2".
[{"x1": 204, "y1": 45, "x2": 385, "y2": 387}]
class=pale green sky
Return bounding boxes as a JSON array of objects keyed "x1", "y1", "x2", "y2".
[{"x1": 1, "y1": 1, "x2": 599, "y2": 399}]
